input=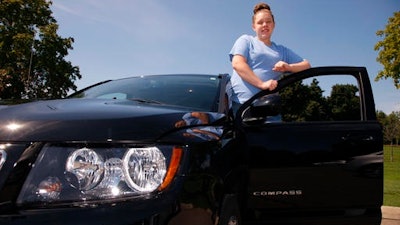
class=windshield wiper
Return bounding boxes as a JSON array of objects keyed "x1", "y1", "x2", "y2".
[{"x1": 130, "y1": 98, "x2": 164, "y2": 105}]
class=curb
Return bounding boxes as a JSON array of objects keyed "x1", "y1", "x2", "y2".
[{"x1": 382, "y1": 206, "x2": 400, "y2": 220}]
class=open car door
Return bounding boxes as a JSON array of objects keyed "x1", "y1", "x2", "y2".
[{"x1": 236, "y1": 67, "x2": 383, "y2": 225}]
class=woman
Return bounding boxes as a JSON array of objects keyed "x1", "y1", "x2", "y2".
[{"x1": 229, "y1": 2, "x2": 311, "y2": 115}]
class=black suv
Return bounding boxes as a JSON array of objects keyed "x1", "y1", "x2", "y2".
[{"x1": 0, "y1": 67, "x2": 383, "y2": 225}]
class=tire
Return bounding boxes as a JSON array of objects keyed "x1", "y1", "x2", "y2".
[{"x1": 217, "y1": 194, "x2": 241, "y2": 225}]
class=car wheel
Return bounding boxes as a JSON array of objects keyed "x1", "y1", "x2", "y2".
[{"x1": 217, "y1": 194, "x2": 241, "y2": 225}]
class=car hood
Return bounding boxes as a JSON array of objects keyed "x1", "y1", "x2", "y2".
[{"x1": 0, "y1": 99, "x2": 223, "y2": 142}]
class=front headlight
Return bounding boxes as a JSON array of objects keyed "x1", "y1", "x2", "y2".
[
  {"x1": 65, "y1": 147, "x2": 104, "y2": 191},
  {"x1": 122, "y1": 147, "x2": 166, "y2": 192},
  {"x1": 17, "y1": 144, "x2": 183, "y2": 206}
]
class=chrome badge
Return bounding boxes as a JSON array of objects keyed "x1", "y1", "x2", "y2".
[
  {"x1": 0, "y1": 149, "x2": 6, "y2": 171},
  {"x1": 253, "y1": 190, "x2": 303, "y2": 196}
]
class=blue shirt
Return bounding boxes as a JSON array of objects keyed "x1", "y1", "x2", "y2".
[{"x1": 229, "y1": 34, "x2": 304, "y2": 103}]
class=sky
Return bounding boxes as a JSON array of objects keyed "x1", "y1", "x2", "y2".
[{"x1": 50, "y1": 0, "x2": 400, "y2": 114}]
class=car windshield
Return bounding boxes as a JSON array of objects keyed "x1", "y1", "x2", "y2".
[{"x1": 69, "y1": 74, "x2": 222, "y2": 111}]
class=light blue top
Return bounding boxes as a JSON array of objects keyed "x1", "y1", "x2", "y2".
[{"x1": 229, "y1": 34, "x2": 304, "y2": 103}]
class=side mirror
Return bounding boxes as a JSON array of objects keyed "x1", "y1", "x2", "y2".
[{"x1": 250, "y1": 94, "x2": 282, "y2": 118}]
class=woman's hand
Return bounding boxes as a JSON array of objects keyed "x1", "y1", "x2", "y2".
[
  {"x1": 261, "y1": 79, "x2": 278, "y2": 91},
  {"x1": 273, "y1": 60, "x2": 311, "y2": 73},
  {"x1": 272, "y1": 61, "x2": 291, "y2": 72}
]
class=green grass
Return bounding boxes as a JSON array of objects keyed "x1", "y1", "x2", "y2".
[{"x1": 384, "y1": 145, "x2": 400, "y2": 207}]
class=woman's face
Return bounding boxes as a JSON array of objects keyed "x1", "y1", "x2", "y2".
[{"x1": 252, "y1": 10, "x2": 275, "y2": 43}]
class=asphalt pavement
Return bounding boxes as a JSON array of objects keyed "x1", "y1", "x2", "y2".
[{"x1": 381, "y1": 206, "x2": 400, "y2": 225}]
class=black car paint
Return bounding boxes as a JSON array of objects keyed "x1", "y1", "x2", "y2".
[
  {"x1": 0, "y1": 68, "x2": 383, "y2": 225},
  {"x1": 228, "y1": 67, "x2": 382, "y2": 224},
  {"x1": 0, "y1": 98, "x2": 198, "y2": 142},
  {"x1": 0, "y1": 74, "x2": 227, "y2": 225}
]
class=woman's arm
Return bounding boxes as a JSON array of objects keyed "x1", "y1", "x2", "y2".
[
  {"x1": 232, "y1": 54, "x2": 277, "y2": 90},
  {"x1": 273, "y1": 60, "x2": 311, "y2": 73}
]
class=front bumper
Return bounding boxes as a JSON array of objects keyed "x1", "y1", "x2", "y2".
[{"x1": 0, "y1": 193, "x2": 179, "y2": 225}]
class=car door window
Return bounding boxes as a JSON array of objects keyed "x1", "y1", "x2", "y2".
[{"x1": 279, "y1": 74, "x2": 361, "y2": 122}]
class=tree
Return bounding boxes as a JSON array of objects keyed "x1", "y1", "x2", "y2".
[
  {"x1": 280, "y1": 81, "x2": 361, "y2": 122},
  {"x1": 376, "y1": 110, "x2": 387, "y2": 126},
  {"x1": 304, "y1": 78, "x2": 329, "y2": 121},
  {"x1": 327, "y1": 84, "x2": 360, "y2": 121},
  {"x1": 384, "y1": 112, "x2": 400, "y2": 145},
  {"x1": 280, "y1": 79, "x2": 329, "y2": 122},
  {"x1": 377, "y1": 111, "x2": 400, "y2": 161},
  {"x1": 280, "y1": 80, "x2": 310, "y2": 121},
  {"x1": 0, "y1": 0, "x2": 81, "y2": 99},
  {"x1": 374, "y1": 11, "x2": 400, "y2": 89}
]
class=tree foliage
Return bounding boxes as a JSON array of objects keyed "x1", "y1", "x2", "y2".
[
  {"x1": 280, "y1": 81, "x2": 358, "y2": 122},
  {"x1": 377, "y1": 110, "x2": 400, "y2": 145},
  {"x1": 0, "y1": 0, "x2": 81, "y2": 99},
  {"x1": 327, "y1": 84, "x2": 360, "y2": 120},
  {"x1": 278, "y1": 77, "x2": 399, "y2": 146},
  {"x1": 280, "y1": 78, "x2": 399, "y2": 145},
  {"x1": 280, "y1": 79, "x2": 330, "y2": 122},
  {"x1": 374, "y1": 11, "x2": 400, "y2": 89}
]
